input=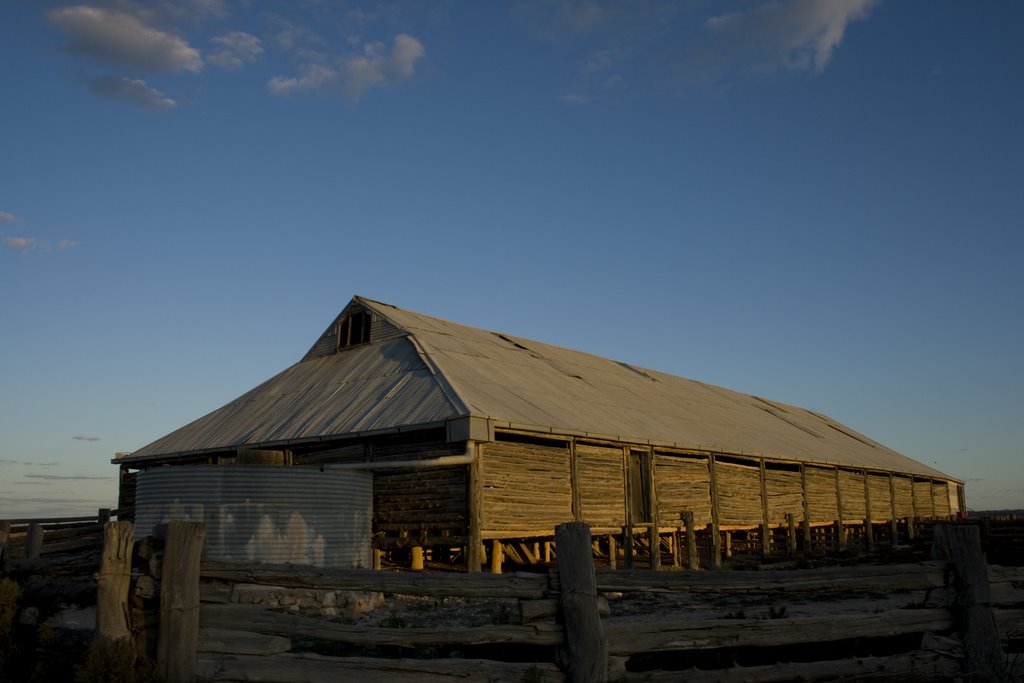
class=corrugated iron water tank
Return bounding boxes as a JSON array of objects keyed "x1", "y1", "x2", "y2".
[{"x1": 134, "y1": 465, "x2": 372, "y2": 568}]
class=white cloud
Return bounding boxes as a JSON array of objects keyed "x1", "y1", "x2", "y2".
[
  {"x1": 560, "y1": 91, "x2": 592, "y2": 105},
  {"x1": 268, "y1": 34, "x2": 425, "y2": 101},
  {"x1": 209, "y1": 31, "x2": 264, "y2": 70},
  {"x1": 342, "y1": 33, "x2": 425, "y2": 101},
  {"x1": 0, "y1": 211, "x2": 15, "y2": 222},
  {"x1": 72, "y1": 434, "x2": 101, "y2": 441},
  {"x1": 267, "y1": 63, "x2": 340, "y2": 96},
  {"x1": 5, "y1": 237, "x2": 35, "y2": 251},
  {"x1": 58, "y1": 239, "x2": 80, "y2": 250},
  {"x1": 701, "y1": 0, "x2": 878, "y2": 75},
  {"x1": 86, "y1": 76, "x2": 176, "y2": 110},
  {"x1": 48, "y1": 6, "x2": 203, "y2": 73}
]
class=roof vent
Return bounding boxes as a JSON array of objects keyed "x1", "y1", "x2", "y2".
[{"x1": 336, "y1": 310, "x2": 371, "y2": 350}]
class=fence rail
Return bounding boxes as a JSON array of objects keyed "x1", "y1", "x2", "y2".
[{"x1": 104, "y1": 520, "x2": 1023, "y2": 683}]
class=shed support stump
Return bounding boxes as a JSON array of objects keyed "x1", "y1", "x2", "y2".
[{"x1": 490, "y1": 540, "x2": 503, "y2": 574}]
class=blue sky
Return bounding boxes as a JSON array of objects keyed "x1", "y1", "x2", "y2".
[{"x1": 2, "y1": 0, "x2": 1021, "y2": 517}]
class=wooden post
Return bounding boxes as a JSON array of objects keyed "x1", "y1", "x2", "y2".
[
  {"x1": 0, "y1": 520, "x2": 9, "y2": 565},
  {"x1": 724, "y1": 531, "x2": 732, "y2": 559},
  {"x1": 623, "y1": 526, "x2": 634, "y2": 570},
  {"x1": 835, "y1": 519, "x2": 846, "y2": 551},
  {"x1": 98, "y1": 508, "x2": 112, "y2": 525},
  {"x1": 467, "y1": 443, "x2": 482, "y2": 573},
  {"x1": 786, "y1": 514, "x2": 797, "y2": 558},
  {"x1": 906, "y1": 515, "x2": 916, "y2": 541},
  {"x1": 157, "y1": 521, "x2": 205, "y2": 683},
  {"x1": 96, "y1": 521, "x2": 134, "y2": 641},
  {"x1": 834, "y1": 467, "x2": 845, "y2": 542},
  {"x1": 570, "y1": 440, "x2": 583, "y2": 522},
  {"x1": 671, "y1": 529, "x2": 682, "y2": 569},
  {"x1": 372, "y1": 548, "x2": 383, "y2": 570},
  {"x1": 648, "y1": 525, "x2": 660, "y2": 571},
  {"x1": 489, "y1": 540, "x2": 502, "y2": 574},
  {"x1": 759, "y1": 460, "x2": 771, "y2": 558},
  {"x1": 544, "y1": 541, "x2": 552, "y2": 563},
  {"x1": 26, "y1": 523, "x2": 44, "y2": 559},
  {"x1": 607, "y1": 535, "x2": 617, "y2": 570},
  {"x1": 888, "y1": 474, "x2": 899, "y2": 543},
  {"x1": 932, "y1": 524, "x2": 1006, "y2": 679},
  {"x1": 800, "y1": 465, "x2": 812, "y2": 552},
  {"x1": 555, "y1": 522, "x2": 607, "y2": 683},
  {"x1": 412, "y1": 546, "x2": 425, "y2": 572},
  {"x1": 707, "y1": 523, "x2": 722, "y2": 569},
  {"x1": 683, "y1": 512, "x2": 698, "y2": 570}
]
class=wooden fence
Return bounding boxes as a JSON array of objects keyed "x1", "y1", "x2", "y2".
[
  {"x1": 92, "y1": 519, "x2": 1024, "y2": 683},
  {"x1": 0, "y1": 508, "x2": 116, "y2": 570}
]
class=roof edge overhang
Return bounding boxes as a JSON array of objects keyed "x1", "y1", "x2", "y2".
[{"x1": 113, "y1": 417, "x2": 480, "y2": 467}]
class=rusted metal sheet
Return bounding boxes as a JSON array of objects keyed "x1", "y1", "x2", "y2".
[{"x1": 134, "y1": 465, "x2": 372, "y2": 568}]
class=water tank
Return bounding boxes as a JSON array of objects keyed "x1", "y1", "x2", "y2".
[{"x1": 134, "y1": 465, "x2": 372, "y2": 568}]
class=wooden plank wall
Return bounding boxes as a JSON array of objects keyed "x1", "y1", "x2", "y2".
[
  {"x1": 374, "y1": 466, "x2": 467, "y2": 535},
  {"x1": 714, "y1": 460, "x2": 762, "y2": 527},
  {"x1": 839, "y1": 470, "x2": 867, "y2": 519},
  {"x1": 934, "y1": 482, "x2": 952, "y2": 517},
  {"x1": 869, "y1": 473, "x2": 893, "y2": 520},
  {"x1": 764, "y1": 466, "x2": 804, "y2": 525},
  {"x1": 803, "y1": 466, "x2": 837, "y2": 523},
  {"x1": 480, "y1": 442, "x2": 573, "y2": 533},
  {"x1": 893, "y1": 476, "x2": 915, "y2": 518},
  {"x1": 577, "y1": 443, "x2": 627, "y2": 528},
  {"x1": 653, "y1": 453, "x2": 712, "y2": 527},
  {"x1": 914, "y1": 480, "x2": 936, "y2": 518}
]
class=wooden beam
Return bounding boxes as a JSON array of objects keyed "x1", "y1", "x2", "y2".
[
  {"x1": 570, "y1": 439, "x2": 582, "y2": 522},
  {"x1": 889, "y1": 473, "x2": 899, "y2": 543},
  {"x1": 759, "y1": 459, "x2": 771, "y2": 558},
  {"x1": 555, "y1": 522, "x2": 608, "y2": 683},
  {"x1": 683, "y1": 512, "x2": 698, "y2": 571},
  {"x1": 800, "y1": 465, "x2": 812, "y2": 551},
  {"x1": 708, "y1": 455, "x2": 721, "y2": 569},
  {"x1": 467, "y1": 443, "x2": 482, "y2": 573},
  {"x1": 863, "y1": 471, "x2": 874, "y2": 551},
  {"x1": 490, "y1": 540, "x2": 503, "y2": 574}
]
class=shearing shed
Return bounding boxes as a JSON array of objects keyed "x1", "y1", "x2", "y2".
[{"x1": 116, "y1": 296, "x2": 962, "y2": 570}]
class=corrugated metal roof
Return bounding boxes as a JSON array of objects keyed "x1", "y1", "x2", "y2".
[
  {"x1": 128, "y1": 336, "x2": 463, "y2": 458},
  {"x1": 125, "y1": 296, "x2": 952, "y2": 480}
]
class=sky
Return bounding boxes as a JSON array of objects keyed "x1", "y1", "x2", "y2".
[{"x1": 1, "y1": 0, "x2": 1022, "y2": 518}]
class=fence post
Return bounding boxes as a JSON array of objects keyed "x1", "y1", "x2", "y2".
[
  {"x1": 555, "y1": 522, "x2": 607, "y2": 683},
  {"x1": 26, "y1": 523, "x2": 44, "y2": 559},
  {"x1": 933, "y1": 523, "x2": 1005, "y2": 680},
  {"x1": 96, "y1": 521, "x2": 134, "y2": 641},
  {"x1": 0, "y1": 520, "x2": 9, "y2": 568},
  {"x1": 157, "y1": 521, "x2": 205, "y2": 683}
]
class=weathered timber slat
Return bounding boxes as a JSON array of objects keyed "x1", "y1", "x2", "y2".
[
  {"x1": 199, "y1": 561, "x2": 549, "y2": 598},
  {"x1": 201, "y1": 603, "x2": 563, "y2": 647},
  {"x1": 593, "y1": 561, "x2": 947, "y2": 593},
  {"x1": 195, "y1": 652, "x2": 565, "y2": 683},
  {"x1": 603, "y1": 607, "x2": 954, "y2": 654},
  {"x1": 197, "y1": 628, "x2": 292, "y2": 655},
  {"x1": 613, "y1": 650, "x2": 961, "y2": 683}
]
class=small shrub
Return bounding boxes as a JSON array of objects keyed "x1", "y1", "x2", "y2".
[
  {"x1": 0, "y1": 578, "x2": 20, "y2": 642},
  {"x1": 74, "y1": 638, "x2": 158, "y2": 683}
]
